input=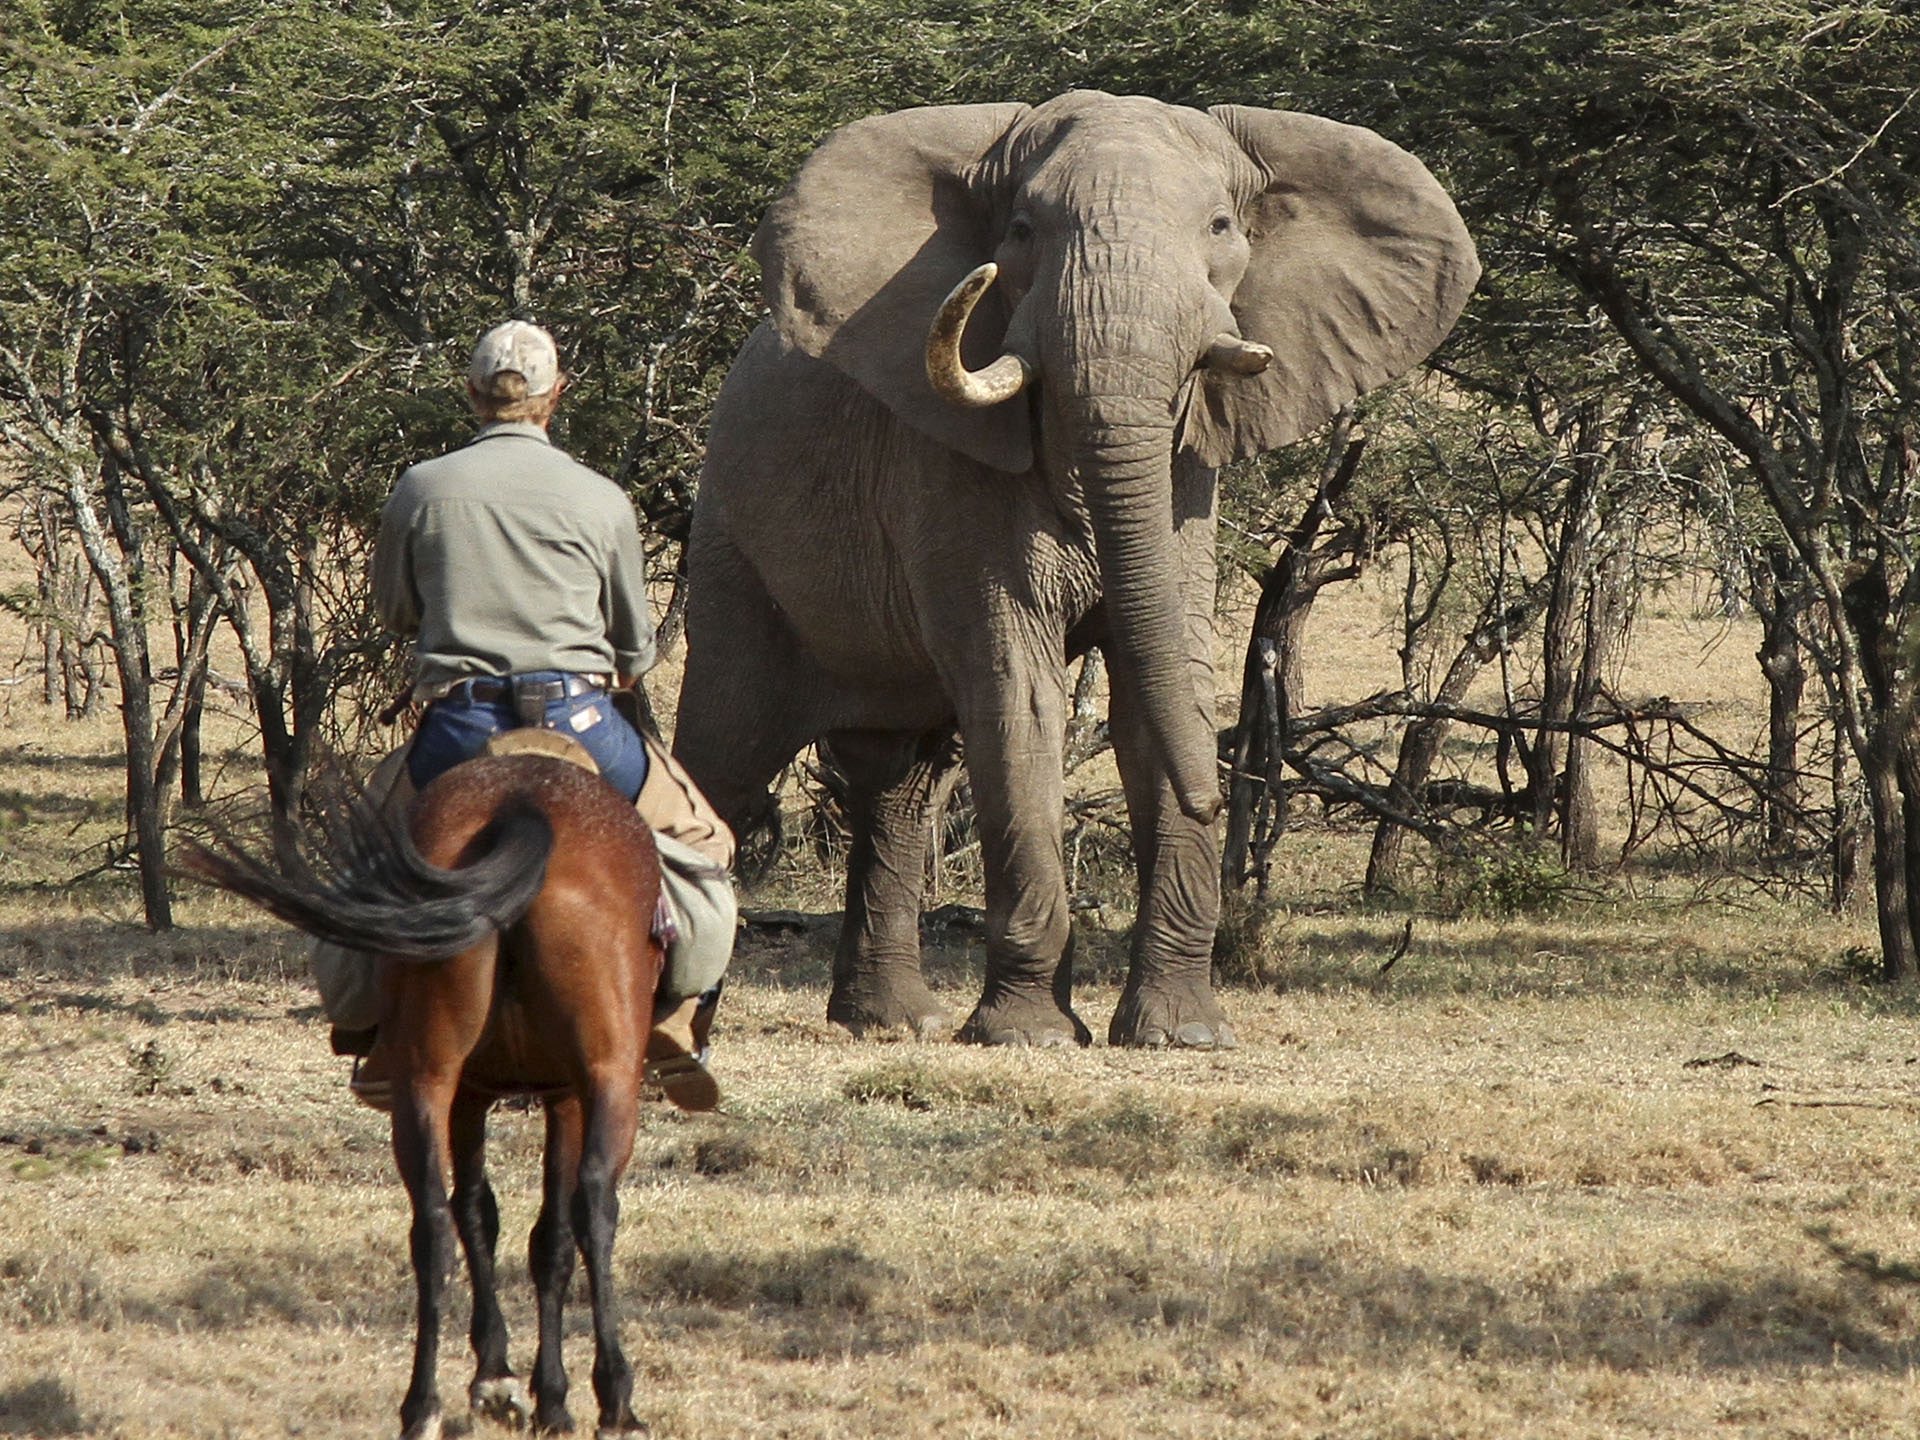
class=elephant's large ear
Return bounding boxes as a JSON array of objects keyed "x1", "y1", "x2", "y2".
[
  {"x1": 1184, "y1": 107, "x2": 1480, "y2": 467},
  {"x1": 754, "y1": 103, "x2": 1035, "y2": 474}
]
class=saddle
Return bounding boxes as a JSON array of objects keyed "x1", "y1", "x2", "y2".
[{"x1": 483, "y1": 727, "x2": 601, "y2": 772}]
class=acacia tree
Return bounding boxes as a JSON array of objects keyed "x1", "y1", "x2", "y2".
[
  {"x1": 0, "y1": 14, "x2": 266, "y2": 923},
  {"x1": 1368, "y1": 1, "x2": 1920, "y2": 975},
  {"x1": 1, "y1": 0, "x2": 1041, "y2": 920}
]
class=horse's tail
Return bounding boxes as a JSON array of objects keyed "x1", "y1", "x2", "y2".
[{"x1": 182, "y1": 792, "x2": 554, "y2": 961}]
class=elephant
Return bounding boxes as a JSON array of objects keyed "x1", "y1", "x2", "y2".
[{"x1": 673, "y1": 90, "x2": 1478, "y2": 1048}]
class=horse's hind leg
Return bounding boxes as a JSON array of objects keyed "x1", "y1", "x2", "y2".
[
  {"x1": 451, "y1": 1095, "x2": 530, "y2": 1427},
  {"x1": 530, "y1": 1095, "x2": 583, "y2": 1434},
  {"x1": 393, "y1": 1085, "x2": 459, "y2": 1440},
  {"x1": 575, "y1": 1076, "x2": 645, "y2": 1435}
]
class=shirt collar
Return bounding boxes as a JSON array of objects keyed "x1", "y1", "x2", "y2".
[{"x1": 469, "y1": 420, "x2": 553, "y2": 445}]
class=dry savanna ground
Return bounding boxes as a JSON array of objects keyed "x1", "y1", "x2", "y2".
[{"x1": 5, "y1": 566, "x2": 1920, "y2": 1439}]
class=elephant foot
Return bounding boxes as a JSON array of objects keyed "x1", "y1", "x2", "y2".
[
  {"x1": 958, "y1": 984, "x2": 1091, "y2": 1048},
  {"x1": 1109, "y1": 973, "x2": 1237, "y2": 1050},
  {"x1": 827, "y1": 964, "x2": 952, "y2": 1039}
]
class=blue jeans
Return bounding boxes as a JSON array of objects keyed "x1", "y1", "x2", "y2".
[{"x1": 407, "y1": 672, "x2": 650, "y2": 800}]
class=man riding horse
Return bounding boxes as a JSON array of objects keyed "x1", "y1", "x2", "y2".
[{"x1": 316, "y1": 319, "x2": 734, "y2": 1112}]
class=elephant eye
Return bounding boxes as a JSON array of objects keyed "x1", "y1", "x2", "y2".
[
  {"x1": 1210, "y1": 213, "x2": 1235, "y2": 236},
  {"x1": 1007, "y1": 216, "x2": 1034, "y2": 243}
]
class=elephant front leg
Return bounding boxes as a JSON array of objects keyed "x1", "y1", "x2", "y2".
[
  {"x1": 1103, "y1": 560, "x2": 1236, "y2": 1050},
  {"x1": 1106, "y1": 803, "x2": 1235, "y2": 1049},
  {"x1": 956, "y1": 693, "x2": 1091, "y2": 1048},
  {"x1": 823, "y1": 729, "x2": 959, "y2": 1038}
]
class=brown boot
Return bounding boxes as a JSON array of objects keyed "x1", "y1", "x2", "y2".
[{"x1": 647, "y1": 995, "x2": 720, "y2": 1113}]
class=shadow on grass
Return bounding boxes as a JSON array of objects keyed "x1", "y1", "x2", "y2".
[
  {"x1": 1220, "y1": 912, "x2": 1915, "y2": 1008},
  {"x1": 616, "y1": 1240, "x2": 1920, "y2": 1374},
  {"x1": 731, "y1": 908, "x2": 983, "y2": 995},
  {"x1": 11, "y1": 1226, "x2": 1914, "y2": 1379},
  {"x1": 0, "y1": 748, "x2": 125, "y2": 774},
  {"x1": 733, "y1": 893, "x2": 1894, "y2": 1010},
  {"x1": 0, "y1": 786, "x2": 115, "y2": 822},
  {"x1": 0, "y1": 925, "x2": 303, "y2": 984},
  {"x1": 0, "y1": 1375, "x2": 87, "y2": 1436},
  {"x1": 0, "y1": 1243, "x2": 408, "y2": 1335}
]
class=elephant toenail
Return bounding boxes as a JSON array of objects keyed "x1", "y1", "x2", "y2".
[{"x1": 1174, "y1": 1022, "x2": 1217, "y2": 1048}]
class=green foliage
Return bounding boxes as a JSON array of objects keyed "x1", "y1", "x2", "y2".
[
  {"x1": 843, "y1": 1059, "x2": 1059, "y2": 1120},
  {"x1": 1438, "y1": 842, "x2": 1575, "y2": 919},
  {"x1": 843, "y1": 1060, "x2": 959, "y2": 1112}
]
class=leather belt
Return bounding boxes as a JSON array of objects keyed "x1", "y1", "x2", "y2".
[{"x1": 449, "y1": 673, "x2": 604, "y2": 705}]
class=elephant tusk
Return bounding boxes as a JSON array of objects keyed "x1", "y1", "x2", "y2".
[
  {"x1": 926, "y1": 263, "x2": 1034, "y2": 408},
  {"x1": 1202, "y1": 334, "x2": 1273, "y2": 376}
]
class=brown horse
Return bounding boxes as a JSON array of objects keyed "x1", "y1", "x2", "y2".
[{"x1": 187, "y1": 753, "x2": 660, "y2": 1439}]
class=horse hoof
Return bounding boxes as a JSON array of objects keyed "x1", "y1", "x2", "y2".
[
  {"x1": 400, "y1": 1411, "x2": 442, "y2": 1440},
  {"x1": 471, "y1": 1376, "x2": 533, "y2": 1427}
]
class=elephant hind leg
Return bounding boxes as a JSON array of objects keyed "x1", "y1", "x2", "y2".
[{"x1": 822, "y1": 728, "x2": 961, "y2": 1038}]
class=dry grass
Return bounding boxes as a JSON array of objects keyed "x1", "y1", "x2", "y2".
[
  {"x1": 6, "y1": 553, "x2": 1920, "y2": 1438},
  {"x1": 7, "y1": 920, "x2": 1920, "y2": 1439}
]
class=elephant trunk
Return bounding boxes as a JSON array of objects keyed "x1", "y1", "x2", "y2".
[{"x1": 1072, "y1": 413, "x2": 1221, "y2": 825}]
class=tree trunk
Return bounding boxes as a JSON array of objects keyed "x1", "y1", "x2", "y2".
[
  {"x1": 1365, "y1": 717, "x2": 1444, "y2": 895},
  {"x1": 176, "y1": 569, "x2": 208, "y2": 807},
  {"x1": 1562, "y1": 529, "x2": 1632, "y2": 871},
  {"x1": 1222, "y1": 417, "x2": 1365, "y2": 893},
  {"x1": 1751, "y1": 546, "x2": 1807, "y2": 855},
  {"x1": 179, "y1": 682, "x2": 205, "y2": 808},
  {"x1": 1832, "y1": 724, "x2": 1859, "y2": 911},
  {"x1": 1529, "y1": 417, "x2": 1601, "y2": 842},
  {"x1": 65, "y1": 454, "x2": 173, "y2": 928},
  {"x1": 1898, "y1": 737, "x2": 1920, "y2": 972},
  {"x1": 1065, "y1": 648, "x2": 1106, "y2": 772},
  {"x1": 1862, "y1": 722, "x2": 1916, "y2": 981},
  {"x1": 1840, "y1": 562, "x2": 1920, "y2": 979},
  {"x1": 1367, "y1": 658, "x2": 1478, "y2": 895}
]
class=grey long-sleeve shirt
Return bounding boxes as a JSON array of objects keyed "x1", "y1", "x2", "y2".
[{"x1": 373, "y1": 421, "x2": 656, "y2": 694}]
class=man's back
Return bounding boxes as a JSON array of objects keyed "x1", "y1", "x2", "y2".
[{"x1": 376, "y1": 420, "x2": 653, "y2": 689}]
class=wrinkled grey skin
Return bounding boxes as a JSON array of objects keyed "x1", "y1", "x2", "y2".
[{"x1": 675, "y1": 91, "x2": 1478, "y2": 1048}]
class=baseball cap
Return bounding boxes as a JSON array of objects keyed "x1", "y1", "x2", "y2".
[{"x1": 468, "y1": 320, "x2": 560, "y2": 397}]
